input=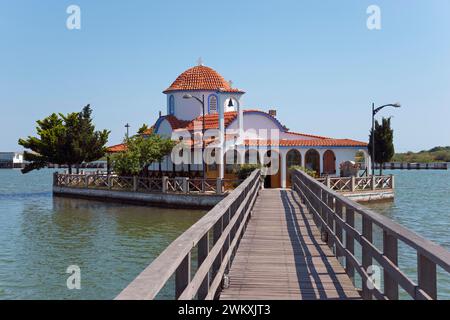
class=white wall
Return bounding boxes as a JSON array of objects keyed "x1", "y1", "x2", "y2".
[
  {"x1": 227, "y1": 112, "x2": 280, "y2": 137},
  {"x1": 165, "y1": 91, "x2": 243, "y2": 121},
  {"x1": 155, "y1": 119, "x2": 173, "y2": 137}
]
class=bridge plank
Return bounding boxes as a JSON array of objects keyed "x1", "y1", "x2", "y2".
[{"x1": 220, "y1": 189, "x2": 360, "y2": 300}]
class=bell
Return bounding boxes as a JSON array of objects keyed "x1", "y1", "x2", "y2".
[{"x1": 228, "y1": 98, "x2": 234, "y2": 107}]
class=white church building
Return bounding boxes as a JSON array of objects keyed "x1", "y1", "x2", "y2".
[{"x1": 108, "y1": 63, "x2": 370, "y2": 188}]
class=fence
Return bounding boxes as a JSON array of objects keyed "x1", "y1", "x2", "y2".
[
  {"x1": 115, "y1": 169, "x2": 262, "y2": 299},
  {"x1": 292, "y1": 169, "x2": 450, "y2": 300},
  {"x1": 53, "y1": 173, "x2": 240, "y2": 195},
  {"x1": 316, "y1": 175, "x2": 394, "y2": 193}
]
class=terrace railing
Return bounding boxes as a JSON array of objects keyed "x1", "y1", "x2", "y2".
[
  {"x1": 316, "y1": 175, "x2": 394, "y2": 193},
  {"x1": 292, "y1": 169, "x2": 450, "y2": 300},
  {"x1": 53, "y1": 173, "x2": 239, "y2": 195},
  {"x1": 115, "y1": 169, "x2": 262, "y2": 300}
]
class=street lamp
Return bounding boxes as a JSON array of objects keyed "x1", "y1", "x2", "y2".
[
  {"x1": 183, "y1": 94, "x2": 206, "y2": 178},
  {"x1": 371, "y1": 102, "x2": 401, "y2": 176}
]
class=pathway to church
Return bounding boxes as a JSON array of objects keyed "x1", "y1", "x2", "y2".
[{"x1": 219, "y1": 189, "x2": 360, "y2": 300}]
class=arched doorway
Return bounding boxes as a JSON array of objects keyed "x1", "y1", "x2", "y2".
[
  {"x1": 263, "y1": 149, "x2": 281, "y2": 188},
  {"x1": 305, "y1": 149, "x2": 320, "y2": 176},
  {"x1": 323, "y1": 150, "x2": 336, "y2": 175},
  {"x1": 286, "y1": 149, "x2": 302, "y2": 188}
]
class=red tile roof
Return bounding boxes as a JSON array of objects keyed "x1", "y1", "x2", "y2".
[
  {"x1": 286, "y1": 131, "x2": 330, "y2": 140},
  {"x1": 161, "y1": 115, "x2": 191, "y2": 129},
  {"x1": 244, "y1": 138, "x2": 368, "y2": 147},
  {"x1": 184, "y1": 111, "x2": 238, "y2": 131},
  {"x1": 163, "y1": 65, "x2": 244, "y2": 93},
  {"x1": 106, "y1": 143, "x2": 127, "y2": 153}
]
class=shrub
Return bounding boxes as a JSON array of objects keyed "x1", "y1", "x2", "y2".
[
  {"x1": 235, "y1": 164, "x2": 262, "y2": 180},
  {"x1": 289, "y1": 165, "x2": 318, "y2": 178}
]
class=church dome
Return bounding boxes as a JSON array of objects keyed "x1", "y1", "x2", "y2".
[{"x1": 163, "y1": 65, "x2": 244, "y2": 93}]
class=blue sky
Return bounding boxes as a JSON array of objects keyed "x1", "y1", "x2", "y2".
[{"x1": 1, "y1": 0, "x2": 449, "y2": 152}]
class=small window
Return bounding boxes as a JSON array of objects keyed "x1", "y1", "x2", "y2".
[
  {"x1": 169, "y1": 95, "x2": 175, "y2": 115},
  {"x1": 209, "y1": 95, "x2": 218, "y2": 114}
]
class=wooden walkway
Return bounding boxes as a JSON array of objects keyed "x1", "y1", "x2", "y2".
[{"x1": 220, "y1": 189, "x2": 361, "y2": 300}]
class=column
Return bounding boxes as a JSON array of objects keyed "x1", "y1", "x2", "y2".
[
  {"x1": 281, "y1": 150, "x2": 287, "y2": 188},
  {"x1": 218, "y1": 94, "x2": 225, "y2": 179},
  {"x1": 319, "y1": 149, "x2": 325, "y2": 176}
]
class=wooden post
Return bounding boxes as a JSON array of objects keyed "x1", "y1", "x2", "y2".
[
  {"x1": 85, "y1": 174, "x2": 89, "y2": 188},
  {"x1": 351, "y1": 176, "x2": 356, "y2": 192},
  {"x1": 216, "y1": 178, "x2": 223, "y2": 194},
  {"x1": 335, "y1": 200, "x2": 343, "y2": 258},
  {"x1": 390, "y1": 174, "x2": 395, "y2": 189},
  {"x1": 362, "y1": 216, "x2": 373, "y2": 300},
  {"x1": 345, "y1": 208, "x2": 355, "y2": 281},
  {"x1": 417, "y1": 253, "x2": 437, "y2": 299},
  {"x1": 175, "y1": 252, "x2": 191, "y2": 299},
  {"x1": 183, "y1": 177, "x2": 189, "y2": 194},
  {"x1": 383, "y1": 231, "x2": 399, "y2": 299},
  {"x1": 212, "y1": 218, "x2": 224, "y2": 279},
  {"x1": 327, "y1": 194, "x2": 334, "y2": 248},
  {"x1": 197, "y1": 233, "x2": 210, "y2": 299},
  {"x1": 107, "y1": 175, "x2": 112, "y2": 189},
  {"x1": 133, "y1": 176, "x2": 138, "y2": 192},
  {"x1": 162, "y1": 176, "x2": 168, "y2": 193},
  {"x1": 326, "y1": 176, "x2": 331, "y2": 189},
  {"x1": 371, "y1": 175, "x2": 376, "y2": 190}
]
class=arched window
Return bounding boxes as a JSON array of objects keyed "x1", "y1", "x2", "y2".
[
  {"x1": 208, "y1": 95, "x2": 218, "y2": 114},
  {"x1": 169, "y1": 95, "x2": 175, "y2": 115}
]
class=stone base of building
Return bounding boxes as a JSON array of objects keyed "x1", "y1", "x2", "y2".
[{"x1": 53, "y1": 186, "x2": 225, "y2": 209}]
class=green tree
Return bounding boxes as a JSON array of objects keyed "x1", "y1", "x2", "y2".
[
  {"x1": 137, "y1": 124, "x2": 150, "y2": 135},
  {"x1": 368, "y1": 117, "x2": 395, "y2": 175},
  {"x1": 18, "y1": 105, "x2": 109, "y2": 174},
  {"x1": 73, "y1": 105, "x2": 110, "y2": 171},
  {"x1": 112, "y1": 134, "x2": 177, "y2": 176}
]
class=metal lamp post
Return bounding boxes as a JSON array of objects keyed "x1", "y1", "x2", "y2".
[
  {"x1": 371, "y1": 102, "x2": 401, "y2": 176},
  {"x1": 183, "y1": 94, "x2": 206, "y2": 178}
]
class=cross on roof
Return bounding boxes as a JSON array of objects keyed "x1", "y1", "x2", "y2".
[{"x1": 197, "y1": 57, "x2": 204, "y2": 66}]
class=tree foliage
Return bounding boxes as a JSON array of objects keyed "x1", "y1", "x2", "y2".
[
  {"x1": 18, "y1": 105, "x2": 109, "y2": 174},
  {"x1": 368, "y1": 117, "x2": 395, "y2": 174},
  {"x1": 112, "y1": 134, "x2": 177, "y2": 176},
  {"x1": 137, "y1": 124, "x2": 150, "y2": 135},
  {"x1": 393, "y1": 146, "x2": 450, "y2": 163}
]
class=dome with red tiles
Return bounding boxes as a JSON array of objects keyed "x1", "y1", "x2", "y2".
[{"x1": 163, "y1": 65, "x2": 244, "y2": 93}]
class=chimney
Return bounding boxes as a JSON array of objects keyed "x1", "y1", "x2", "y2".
[
  {"x1": 159, "y1": 110, "x2": 162, "y2": 117},
  {"x1": 268, "y1": 109, "x2": 277, "y2": 117}
]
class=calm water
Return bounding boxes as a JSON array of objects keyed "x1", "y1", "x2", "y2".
[
  {"x1": 0, "y1": 169, "x2": 449, "y2": 299},
  {"x1": 0, "y1": 169, "x2": 204, "y2": 300},
  {"x1": 364, "y1": 169, "x2": 450, "y2": 299}
]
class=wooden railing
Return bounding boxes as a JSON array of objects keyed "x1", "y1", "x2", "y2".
[
  {"x1": 292, "y1": 169, "x2": 450, "y2": 300},
  {"x1": 115, "y1": 170, "x2": 262, "y2": 300},
  {"x1": 316, "y1": 175, "x2": 394, "y2": 192},
  {"x1": 54, "y1": 173, "x2": 239, "y2": 195}
]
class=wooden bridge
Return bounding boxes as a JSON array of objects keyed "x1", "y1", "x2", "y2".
[{"x1": 116, "y1": 169, "x2": 450, "y2": 300}]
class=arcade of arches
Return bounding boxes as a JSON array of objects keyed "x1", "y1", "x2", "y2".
[{"x1": 206, "y1": 147, "x2": 363, "y2": 188}]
